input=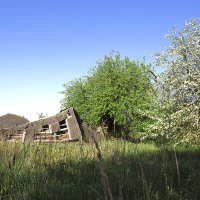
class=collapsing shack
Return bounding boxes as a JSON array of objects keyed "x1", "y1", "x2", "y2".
[{"x1": 0, "y1": 107, "x2": 99, "y2": 143}]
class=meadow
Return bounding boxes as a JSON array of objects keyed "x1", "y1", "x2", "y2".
[{"x1": 0, "y1": 140, "x2": 199, "y2": 200}]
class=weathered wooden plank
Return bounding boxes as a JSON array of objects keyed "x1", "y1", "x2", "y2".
[
  {"x1": 66, "y1": 115, "x2": 82, "y2": 140},
  {"x1": 82, "y1": 122, "x2": 100, "y2": 143}
]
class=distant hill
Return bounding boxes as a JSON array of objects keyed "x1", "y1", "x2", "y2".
[{"x1": 0, "y1": 113, "x2": 29, "y2": 130}]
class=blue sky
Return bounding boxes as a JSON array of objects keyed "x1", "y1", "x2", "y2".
[{"x1": 0, "y1": 0, "x2": 199, "y2": 121}]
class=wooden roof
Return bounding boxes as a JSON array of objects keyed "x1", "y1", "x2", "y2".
[{"x1": 0, "y1": 113, "x2": 29, "y2": 130}]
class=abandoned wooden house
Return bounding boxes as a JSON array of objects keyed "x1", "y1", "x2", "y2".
[{"x1": 0, "y1": 107, "x2": 99, "y2": 143}]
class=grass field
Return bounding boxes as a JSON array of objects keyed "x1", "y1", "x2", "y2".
[{"x1": 0, "y1": 140, "x2": 199, "y2": 200}]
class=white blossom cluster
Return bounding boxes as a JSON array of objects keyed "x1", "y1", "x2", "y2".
[{"x1": 151, "y1": 18, "x2": 200, "y2": 144}]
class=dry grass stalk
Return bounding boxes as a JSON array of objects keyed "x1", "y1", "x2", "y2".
[{"x1": 91, "y1": 134, "x2": 113, "y2": 200}]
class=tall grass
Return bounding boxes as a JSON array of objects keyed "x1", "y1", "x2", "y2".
[{"x1": 0, "y1": 140, "x2": 199, "y2": 200}]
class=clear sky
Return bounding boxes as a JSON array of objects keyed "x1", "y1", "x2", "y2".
[{"x1": 0, "y1": 0, "x2": 199, "y2": 121}]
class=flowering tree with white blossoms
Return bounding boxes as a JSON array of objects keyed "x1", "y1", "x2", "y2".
[{"x1": 152, "y1": 18, "x2": 200, "y2": 144}]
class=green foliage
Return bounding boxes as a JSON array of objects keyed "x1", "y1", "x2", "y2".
[
  {"x1": 151, "y1": 18, "x2": 200, "y2": 144},
  {"x1": 37, "y1": 113, "x2": 48, "y2": 119},
  {"x1": 61, "y1": 51, "x2": 154, "y2": 137}
]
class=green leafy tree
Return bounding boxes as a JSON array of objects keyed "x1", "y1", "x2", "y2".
[
  {"x1": 61, "y1": 51, "x2": 154, "y2": 137},
  {"x1": 152, "y1": 18, "x2": 200, "y2": 144},
  {"x1": 37, "y1": 113, "x2": 48, "y2": 119}
]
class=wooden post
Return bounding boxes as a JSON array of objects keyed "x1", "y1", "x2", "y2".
[
  {"x1": 22, "y1": 129, "x2": 26, "y2": 144},
  {"x1": 66, "y1": 115, "x2": 82, "y2": 140}
]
